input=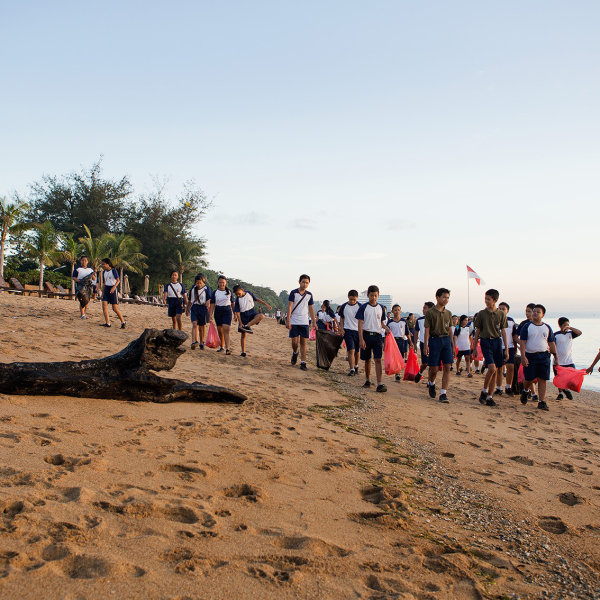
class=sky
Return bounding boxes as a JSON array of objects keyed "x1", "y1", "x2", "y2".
[{"x1": 1, "y1": 1, "x2": 599, "y2": 314}]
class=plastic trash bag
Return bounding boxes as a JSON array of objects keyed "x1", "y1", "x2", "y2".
[
  {"x1": 403, "y1": 348, "x2": 420, "y2": 381},
  {"x1": 553, "y1": 366, "x2": 586, "y2": 393},
  {"x1": 315, "y1": 330, "x2": 343, "y2": 370},
  {"x1": 206, "y1": 322, "x2": 220, "y2": 349},
  {"x1": 384, "y1": 333, "x2": 405, "y2": 375},
  {"x1": 309, "y1": 327, "x2": 317, "y2": 341},
  {"x1": 518, "y1": 364, "x2": 537, "y2": 384}
]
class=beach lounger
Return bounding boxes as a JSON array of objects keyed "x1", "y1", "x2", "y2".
[
  {"x1": 10, "y1": 278, "x2": 27, "y2": 295},
  {"x1": 24, "y1": 284, "x2": 50, "y2": 298},
  {"x1": 44, "y1": 282, "x2": 72, "y2": 299},
  {"x1": 0, "y1": 276, "x2": 23, "y2": 294},
  {"x1": 55, "y1": 284, "x2": 74, "y2": 299}
]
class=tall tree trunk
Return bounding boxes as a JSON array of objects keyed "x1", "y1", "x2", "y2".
[
  {"x1": 0, "y1": 227, "x2": 6, "y2": 280},
  {"x1": 39, "y1": 259, "x2": 44, "y2": 291}
]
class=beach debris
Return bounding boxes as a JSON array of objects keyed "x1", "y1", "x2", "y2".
[{"x1": 0, "y1": 328, "x2": 246, "y2": 404}]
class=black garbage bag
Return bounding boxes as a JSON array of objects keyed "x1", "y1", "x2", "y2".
[
  {"x1": 315, "y1": 330, "x2": 343, "y2": 370},
  {"x1": 76, "y1": 273, "x2": 95, "y2": 309}
]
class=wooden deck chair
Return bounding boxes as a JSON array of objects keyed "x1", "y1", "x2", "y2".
[{"x1": 0, "y1": 276, "x2": 22, "y2": 294}]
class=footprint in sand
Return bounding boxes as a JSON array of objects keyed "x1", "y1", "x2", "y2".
[
  {"x1": 222, "y1": 484, "x2": 261, "y2": 502},
  {"x1": 510, "y1": 456, "x2": 534, "y2": 466},
  {"x1": 538, "y1": 516, "x2": 568, "y2": 534},
  {"x1": 558, "y1": 492, "x2": 585, "y2": 506},
  {"x1": 547, "y1": 462, "x2": 574, "y2": 473},
  {"x1": 273, "y1": 536, "x2": 351, "y2": 557}
]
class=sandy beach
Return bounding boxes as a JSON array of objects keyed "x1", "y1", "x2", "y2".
[{"x1": 0, "y1": 294, "x2": 599, "y2": 599}]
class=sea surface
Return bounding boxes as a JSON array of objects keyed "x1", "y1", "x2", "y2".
[{"x1": 513, "y1": 316, "x2": 600, "y2": 392}]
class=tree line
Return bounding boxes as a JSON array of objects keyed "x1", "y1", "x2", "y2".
[{"x1": 0, "y1": 160, "x2": 288, "y2": 310}]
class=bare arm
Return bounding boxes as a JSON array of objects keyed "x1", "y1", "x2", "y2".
[
  {"x1": 256, "y1": 297, "x2": 272, "y2": 310},
  {"x1": 549, "y1": 341, "x2": 559, "y2": 366},
  {"x1": 424, "y1": 327, "x2": 430, "y2": 355},
  {"x1": 569, "y1": 326, "x2": 582, "y2": 337},
  {"x1": 519, "y1": 340, "x2": 528, "y2": 366},
  {"x1": 286, "y1": 301, "x2": 293, "y2": 329},
  {"x1": 502, "y1": 329, "x2": 509, "y2": 359},
  {"x1": 358, "y1": 320, "x2": 366, "y2": 349},
  {"x1": 309, "y1": 305, "x2": 317, "y2": 328},
  {"x1": 587, "y1": 350, "x2": 600, "y2": 374}
]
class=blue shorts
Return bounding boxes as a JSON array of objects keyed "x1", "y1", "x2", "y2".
[
  {"x1": 395, "y1": 338, "x2": 408, "y2": 356},
  {"x1": 240, "y1": 309, "x2": 257, "y2": 326},
  {"x1": 214, "y1": 305, "x2": 232, "y2": 326},
  {"x1": 428, "y1": 336, "x2": 453, "y2": 366},
  {"x1": 289, "y1": 324, "x2": 310, "y2": 339},
  {"x1": 167, "y1": 298, "x2": 184, "y2": 317},
  {"x1": 457, "y1": 349, "x2": 472, "y2": 358},
  {"x1": 344, "y1": 329, "x2": 359, "y2": 351},
  {"x1": 190, "y1": 304, "x2": 209, "y2": 325},
  {"x1": 523, "y1": 352, "x2": 551, "y2": 381},
  {"x1": 504, "y1": 347, "x2": 515, "y2": 365},
  {"x1": 316, "y1": 320, "x2": 328, "y2": 330},
  {"x1": 360, "y1": 332, "x2": 383, "y2": 361},
  {"x1": 419, "y1": 341, "x2": 427, "y2": 364},
  {"x1": 480, "y1": 337, "x2": 503, "y2": 368},
  {"x1": 102, "y1": 288, "x2": 118, "y2": 305}
]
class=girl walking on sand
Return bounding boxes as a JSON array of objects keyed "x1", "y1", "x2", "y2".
[
  {"x1": 100, "y1": 258, "x2": 126, "y2": 328},
  {"x1": 210, "y1": 275, "x2": 234, "y2": 355}
]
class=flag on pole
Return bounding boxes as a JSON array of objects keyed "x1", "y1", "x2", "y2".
[{"x1": 466, "y1": 265, "x2": 484, "y2": 286}]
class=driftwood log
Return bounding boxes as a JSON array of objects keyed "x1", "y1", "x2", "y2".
[{"x1": 0, "y1": 328, "x2": 246, "y2": 404}]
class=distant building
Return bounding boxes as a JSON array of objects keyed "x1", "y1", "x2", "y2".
[{"x1": 358, "y1": 293, "x2": 393, "y2": 310}]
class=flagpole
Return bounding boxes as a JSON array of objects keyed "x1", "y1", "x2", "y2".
[{"x1": 467, "y1": 268, "x2": 470, "y2": 316}]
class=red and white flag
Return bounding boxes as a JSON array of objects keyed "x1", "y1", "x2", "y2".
[{"x1": 466, "y1": 265, "x2": 484, "y2": 286}]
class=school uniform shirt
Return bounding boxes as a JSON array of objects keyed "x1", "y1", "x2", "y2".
[
  {"x1": 73, "y1": 267, "x2": 94, "y2": 281},
  {"x1": 188, "y1": 285, "x2": 211, "y2": 306},
  {"x1": 103, "y1": 268, "x2": 119, "y2": 288},
  {"x1": 424, "y1": 307, "x2": 453, "y2": 337},
  {"x1": 455, "y1": 326, "x2": 472, "y2": 352},
  {"x1": 415, "y1": 316, "x2": 426, "y2": 343},
  {"x1": 234, "y1": 291, "x2": 257, "y2": 314},
  {"x1": 388, "y1": 319, "x2": 409, "y2": 339},
  {"x1": 554, "y1": 330, "x2": 580, "y2": 366},
  {"x1": 211, "y1": 289, "x2": 233, "y2": 307},
  {"x1": 165, "y1": 282, "x2": 186, "y2": 298},
  {"x1": 355, "y1": 302, "x2": 387, "y2": 334},
  {"x1": 317, "y1": 310, "x2": 334, "y2": 324},
  {"x1": 473, "y1": 309, "x2": 507, "y2": 339},
  {"x1": 519, "y1": 321, "x2": 555, "y2": 354},
  {"x1": 516, "y1": 319, "x2": 531, "y2": 338},
  {"x1": 288, "y1": 288, "x2": 314, "y2": 326},
  {"x1": 338, "y1": 302, "x2": 360, "y2": 331},
  {"x1": 502, "y1": 317, "x2": 516, "y2": 350}
]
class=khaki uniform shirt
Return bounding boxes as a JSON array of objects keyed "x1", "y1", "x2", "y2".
[
  {"x1": 424, "y1": 306, "x2": 453, "y2": 337},
  {"x1": 474, "y1": 309, "x2": 507, "y2": 339}
]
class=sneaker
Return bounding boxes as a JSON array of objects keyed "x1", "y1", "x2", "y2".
[
  {"x1": 494, "y1": 388, "x2": 503, "y2": 396},
  {"x1": 475, "y1": 369, "x2": 480, "y2": 374},
  {"x1": 191, "y1": 342, "x2": 198, "y2": 349},
  {"x1": 450, "y1": 366, "x2": 454, "y2": 371},
  {"x1": 300, "y1": 362, "x2": 307, "y2": 371},
  {"x1": 240, "y1": 352, "x2": 247, "y2": 357},
  {"x1": 556, "y1": 392, "x2": 564, "y2": 401},
  {"x1": 217, "y1": 347, "x2": 224, "y2": 353},
  {"x1": 520, "y1": 390, "x2": 528, "y2": 405},
  {"x1": 537, "y1": 400, "x2": 549, "y2": 411},
  {"x1": 532, "y1": 394, "x2": 539, "y2": 403},
  {"x1": 414, "y1": 372, "x2": 422, "y2": 384},
  {"x1": 291, "y1": 352, "x2": 298, "y2": 365},
  {"x1": 486, "y1": 397, "x2": 497, "y2": 407},
  {"x1": 456, "y1": 370, "x2": 461, "y2": 376},
  {"x1": 347, "y1": 370, "x2": 355, "y2": 376},
  {"x1": 354, "y1": 366, "x2": 359, "y2": 374},
  {"x1": 395, "y1": 374, "x2": 401, "y2": 381},
  {"x1": 564, "y1": 390, "x2": 573, "y2": 400},
  {"x1": 505, "y1": 388, "x2": 514, "y2": 396},
  {"x1": 439, "y1": 393, "x2": 449, "y2": 403},
  {"x1": 478, "y1": 391, "x2": 487, "y2": 405},
  {"x1": 121, "y1": 322, "x2": 126, "y2": 329},
  {"x1": 225, "y1": 348, "x2": 231, "y2": 355},
  {"x1": 199, "y1": 344, "x2": 204, "y2": 350},
  {"x1": 362, "y1": 380, "x2": 371, "y2": 388},
  {"x1": 102, "y1": 323, "x2": 111, "y2": 328},
  {"x1": 241, "y1": 326, "x2": 253, "y2": 334},
  {"x1": 428, "y1": 384, "x2": 436, "y2": 399},
  {"x1": 81, "y1": 315, "x2": 87, "y2": 320},
  {"x1": 376, "y1": 384, "x2": 387, "y2": 393},
  {"x1": 467, "y1": 372, "x2": 473, "y2": 378}
]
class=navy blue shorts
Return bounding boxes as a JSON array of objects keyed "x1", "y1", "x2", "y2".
[
  {"x1": 480, "y1": 337, "x2": 503, "y2": 368},
  {"x1": 523, "y1": 352, "x2": 551, "y2": 381},
  {"x1": 190, "y1": 304, "x2": 209, "y2": 325},
  {"x1": 360, "y1": 332, "x2": 383, "y2": 361},
  {"x1": 428, "y1": 336, "x2": 453, "y2": 366},
  {"x1": 344, "y1": 329, "x2": 359, "y2": 351},
  {"x1": 240, "y1": 309, "x2": 257, "y2": 326},
  {"x1": 419, "y1": 341, "x2": 427, "y2": 364},
  {"x1": 102, "y1": 288, "x2": 118, "y2": 305},
  {"x1": 289, "y1": 324, "x2": 310, "y2": 339},
  {"x1": 457, "y1": 349, "x2": 472, "y2": 358},
  {"x1": 504, "y1": 347, "x2": 515, "y2": 365},
  {"x1": 316, "y1": 320, "x2": 328, "y2": 330},
  {"x1": 167, "y1": 298, "x2": 184, "y2": 317},
  {"x1": 395, "y1": 338, "x2": 408, "y2": 356},
  {"x1": 214, "y1": 305, "x2": 232, "y2": 326}
]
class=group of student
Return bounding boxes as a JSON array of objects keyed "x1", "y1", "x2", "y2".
[{"x1": 285, "y1": 275, "x2": 585, "y2": 411}]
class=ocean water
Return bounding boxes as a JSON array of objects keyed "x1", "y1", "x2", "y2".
[{"x1": 513, "y1": 316, "x2": 600, "y2": 392}]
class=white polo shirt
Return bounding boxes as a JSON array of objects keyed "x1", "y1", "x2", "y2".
[
  {"x1": 519, "y1": 321, "x2": 555, "y2": 353},
  {"x1": 338, "y1": 302, "x2": 360, "y2": 331},
  {"x1": 554, "y1": 330, "x2": 580, "y2": 366},
  {"x1": 356, "y1": 302, "x2": 387, "y2": 333},
  {"x1": 288, "y1": 288, "x2": 314, "y2": 326}
]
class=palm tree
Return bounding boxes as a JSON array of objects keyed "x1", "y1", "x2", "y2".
[
  {"x1": 0, "y1": 196, "x2": 30, "y2": 279},
  {"x1": 173, "y1": 241, "x2": 204, "y2": 283},
  {"x1": 78, "y1": 224, "x2": 105, "y2": 271},
  {"x1": 24, "y1": 221, "x2": 61, "y2": 291},
  {"x1": 102, "y1": 233, "x2": 147, "y2": 295},
  {"x1": 60, "y1": 232, "x2": 82, "y2": 295}
]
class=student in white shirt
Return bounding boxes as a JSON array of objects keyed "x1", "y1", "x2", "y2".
[
  {"x1": 233, "y1": 284, "x2": 272, "y2": 357},
  {"x1": 454, "y1": 315, "x2": 473, "y2": 377},
  {"x1": 413, "y1": 301, "x2": 434, "y2": 383},
  {"x1": 388, "y1": 304, "x2": 413, "y2": 381},
  {"x1": 185, "y1": 273, "x2": 211, "y2": 349},
  {"x1": 286, "y1": 274, "x2": 317, "y2": 371},
  {"x1": 209, "y1": 275, "x2": 234, "y2": 355},
  {"x1": 496, "y1": 302, "x2": 519, "y2": 396},
  {"x1": 554, "y1": 317, "x2": 582, "y2": 400},
  {"x1": 72, "y1": 256, "x2": 96, "y2": 319},
  {"x1": 100, "y1": 258, "x2": 126, "y2": 329},
  {"x1": 316, "y1": 300, "x2": 337, "y2": 331},
  {"x1": 162, "y1": 270, "x2": 188, "y2": 331},
  {"x1": 338, "y1": 289, "x2": 361, "y2": 376}
]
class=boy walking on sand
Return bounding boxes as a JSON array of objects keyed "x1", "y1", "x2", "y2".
[
  {"x1": 338, "y1": 289, "x2": 361, "y2": 376},
  {"x1": 287, "y1": 274, "x2": 317, "y2": 371},
  {"x1": 423, "y1": 288, "x2": 455, "y2": 403},
  {"x1": 356, "y1": 285, "x2": 390, "y2": 392},
  {"x1": 554, "y1": 317, "x2": 582, "y2": 400},
  {"x1": 518, "y1": 304, "x2": 559, "y2": 411},
  {"x1": 496, "y1": 302, "x2": 518, "y2": 395},
  {"x1": 413, "y1": 301, "x2": 434, "y2": 383},
  {"x1": 472, "y1": 289, "x2": 509, "y2": 407}
]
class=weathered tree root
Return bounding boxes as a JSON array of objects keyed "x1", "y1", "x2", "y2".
[{"x1": 0, "y1": 328, "x2": 246, "y2": 404}]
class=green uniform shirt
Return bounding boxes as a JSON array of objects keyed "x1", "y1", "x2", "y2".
[
  {"x1": 424, "y1": 306, "x2": 453, "y2": 337},
  {"x1": 474, "y1": 308, "x2": 507, "y2": 339}
]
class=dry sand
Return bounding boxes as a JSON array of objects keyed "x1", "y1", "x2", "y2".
[{"x1": 0, "y1": 294, "x2": 599, "y2": 599}]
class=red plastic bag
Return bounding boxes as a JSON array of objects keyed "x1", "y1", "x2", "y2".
[
  {"x1": 518, "y1": 364, "x2": 537, "y2": 384},
  {"x1": 475, "y1": 342, "x2": 484, "y2": 361},
  {"x1": 309, "y1": 327, "x2": 316, "y2": 341},
  {"x1": 553, "y1": 366, "x2": 586, "y2": 393},
  {"x1": 403, "y1": 347, "x2": 420, "y2": 381},
  {"x1": 206, "y1": 322, "x2": 220, "y2": 349},
  {"x1": 384, "y1": 333, "x2": 405, "y2": 376}
]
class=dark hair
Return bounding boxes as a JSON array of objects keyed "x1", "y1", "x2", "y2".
[
  {"x1": 526, "y1": 303, "x2": 536, "y2": 310},
  {"x1": 534, "y1": 304, "x2": 546, "y2": 315},
  {"x1": 80, "y1": 255, "x2": 88, "y2": 261},
  {"x1": 459, "y1": 314, "x2": 468, "y2": 325},
  {"x1": 558, "y1": 317, "x2": 569, "y2": 327},
  {"x1": 348, "y1": 289, "x2": 358, "y2": 297},
  {"x1": 233, "y1": 284, "x2": 243, "y2": 293},
  {"x1": 101, "y1": 258, "x2": 113, "y2": 268},
  {"x1": 499, "y1": 301, "x2": 510, "y2": 310},
  {"x1": 367, "y1": 285, "x2": 379, "y2": 294},
  {"x1": 170, "y1": 270, "x2": 178, "y2": 277},
  {"x1": 194, "y1": 273, "x2": 205, "y2": 282},
  {"x1": 407, "y1": 312, "x2": 414, "y2": 319},
  {"x1": 435, "y1": 287, "x2": 450, "y2": 298},
  {"x1": 299, "y1": 274, "x2": 310, "y2": 283},
  {"x1": 424, "y1": 301, "x2": 434, "y2": 309},
  {"x1": 392, "y1": 304, "x2": 401, "y2": 310},
  {"x1": 485, "y1": 288, "x2": 499, "y2": 302},
  {"x1": 218, "y1": 275, "x2": 231, "y2": 295}
]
